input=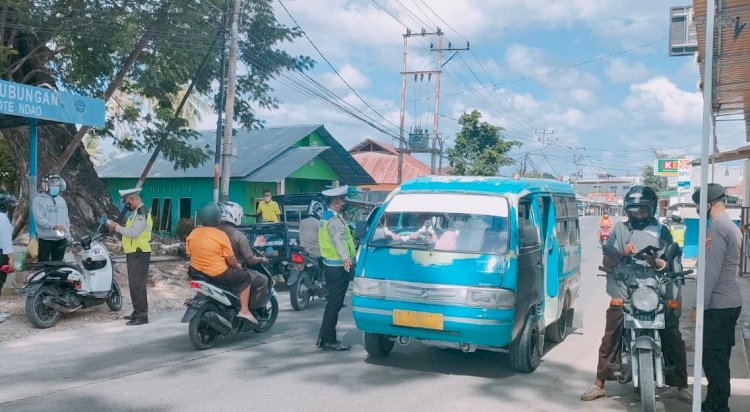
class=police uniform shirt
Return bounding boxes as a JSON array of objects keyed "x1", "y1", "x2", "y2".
[{"x1": 704, "y1": 212, "x2": 743, "y2": 309}]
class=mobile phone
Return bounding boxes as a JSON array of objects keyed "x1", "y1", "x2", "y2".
[{"x1": 634, "y1": 245, "x2": 660, "y2": 260}]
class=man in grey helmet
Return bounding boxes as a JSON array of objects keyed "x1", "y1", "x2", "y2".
[{"x1": 693, "y1": 183, "x2": 743, "y2": 412}]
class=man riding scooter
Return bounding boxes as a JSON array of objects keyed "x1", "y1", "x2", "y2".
[{"x1": 186, "y1": 203, "x2": 260, "y2": 326}]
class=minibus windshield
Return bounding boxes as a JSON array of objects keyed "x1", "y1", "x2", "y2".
[{"x1": 368, "y1": 193, "x2": 510, "y2": 254}]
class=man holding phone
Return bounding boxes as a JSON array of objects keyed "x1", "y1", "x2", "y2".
[
  {"x1": 582, "y1": 185, "x2": 691, "y2": 403},
  {"x1": 316, "y1": 186, "x2": 356, "y2": 351}
]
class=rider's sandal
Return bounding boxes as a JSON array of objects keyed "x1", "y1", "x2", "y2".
[{"x1": 236, "y1": 313, "x2": 259, "y2": 326}]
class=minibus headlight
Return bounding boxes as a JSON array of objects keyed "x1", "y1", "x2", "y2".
[
  {"x1": 353, "y1": 278, "x2": 386, "y2": 298},
  {"x1": 465, "y1": 288, "x2": 515, "y2": 309}
]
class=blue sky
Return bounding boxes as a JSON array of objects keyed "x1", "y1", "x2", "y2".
[{"x1": 193, "y1": 0, "x2": 748, "y2": 179}]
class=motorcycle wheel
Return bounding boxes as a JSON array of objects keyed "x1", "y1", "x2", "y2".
[
  {"x1": 290, "y1": 273, "x2": 311, "y2": 311},
  {"x1": 25, "y1": 285, "x2": 62, "y2": 329},
  {"x1": 253, "y1": 296, "x2": 279, "y2": 333},
  {"x1": 106, "y1": 281, "x2": 123, "y2": 311},
  {"x1": 364, "y1": 332, "x2": 394, "y2": 357},
  {"x1": 188, "y1": 306, "x2": 220, "y2": 350},
  {"x1": 510, "y1": 311, "x2": 542, "y2": 373},
  {"x1": 638, "y1": 349, "x2": 656, "y2": 412}
]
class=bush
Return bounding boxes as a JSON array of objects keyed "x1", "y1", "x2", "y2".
[{"x1": 175, "y1": 218, "x2": 195, "y2": 241}]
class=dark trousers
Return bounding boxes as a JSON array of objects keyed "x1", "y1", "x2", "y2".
[
  {"x1": 38, "y1": 238, "x2": 67, "y2": 262},
  {"x1": 0, "y1": 252, "x2": 7, "y2": 300},
  {"x1": 318, "y1": 265, "x2": 350, "y2": 344},
  {"x1": 596, "y1": 305, "x2": 688, "y2": 387},
  {"x1": 703, "y1": 307, "x2": 742, "y2": 410},
  {"x1": 126, "y1": 251, "x2": 151, "y2": 321}
]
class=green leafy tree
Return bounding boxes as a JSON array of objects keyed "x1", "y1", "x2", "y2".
[
  {"x1": 447, "y1": 110, "x2": 519, "y2": 176},
  {"x1": 0, "y1": 0, "x2": 312, "y2": 234}
]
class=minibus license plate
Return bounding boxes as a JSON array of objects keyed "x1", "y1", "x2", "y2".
[{"x1": 393, "y1": 309, "x2": 444, "y2": 330}]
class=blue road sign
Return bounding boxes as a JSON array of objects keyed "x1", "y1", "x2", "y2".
[{"x1": 0, "y1": 80, "x2": 105, "y2": 127}]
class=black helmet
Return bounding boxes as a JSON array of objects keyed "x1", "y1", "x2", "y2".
[
  {"x1": 0, "y1": 193, "x2": 17, "y2": 216},
  {"x1": 196, "y1": 203, "x2": 222, "y2": 227},
  {"x1": 623, "y1": 185, "x2": 658, "y2": 229},
  {"x1": 692, "y1": 183, "x2": 726, "y2": 205}
]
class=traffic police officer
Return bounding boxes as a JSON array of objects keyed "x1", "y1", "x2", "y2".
[
  {"x1": 107, "y1": 187, "x2": 153, "y2": 326},
  {"x1": 316, "y1": 186, "x2": 356, "y2": 351},
  {"x1": 693, "y1": 184, "x2": 743, "y2": 412}
]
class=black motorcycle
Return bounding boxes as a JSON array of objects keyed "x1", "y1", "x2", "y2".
[
  {"x1": 282, "y1": 247, "x2": 325, "y2": 311},
  {"x1": 181, "y1": 251, "x2": 279, "y2": 350},
  {"x1": 599, "y1": 243, "x2": 692, "y2": 412}
]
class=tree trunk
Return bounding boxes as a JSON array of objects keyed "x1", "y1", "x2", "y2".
[{"x1": 4, "y1": 124, "x2": 117, "y2": 238}]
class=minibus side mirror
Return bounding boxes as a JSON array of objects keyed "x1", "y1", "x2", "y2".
[{"x1": 520, "y1": 226, "x2": 540, "y2": 247}]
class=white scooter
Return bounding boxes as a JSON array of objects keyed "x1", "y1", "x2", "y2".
[{"x1": 20, "y1": 221, "x2": 122, "y2": 328}]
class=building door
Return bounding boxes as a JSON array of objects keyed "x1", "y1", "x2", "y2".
[{"x1": 179, "y1": 198, "x2": 192, "y2": 220}]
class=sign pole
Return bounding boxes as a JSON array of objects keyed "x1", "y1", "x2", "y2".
[
  {"x1": 28, "y1": 118, "x2": 37, "y2": 239},
  {"x1": 693, "y1": 0, "x2": 715, "y2": 409}
]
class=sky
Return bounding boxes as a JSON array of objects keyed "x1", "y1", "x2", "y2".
[{"x1": 194, "y1": 0, "x2": 748, "y2": 179}]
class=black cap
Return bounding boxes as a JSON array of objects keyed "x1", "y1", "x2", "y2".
[{"x1": 692, "y1": 183, "x2": 726, "y2": 204}]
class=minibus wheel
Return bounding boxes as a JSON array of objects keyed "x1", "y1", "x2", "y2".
[
  {"x1": 545, "y1": 295, "x2": 570, "y2": 343},
  {"x1": 364, "y1": 332, "x2": 395, "y2": 357},
  {"x1": 510, "y1": 312, "x2": 542, "y2": 373}
]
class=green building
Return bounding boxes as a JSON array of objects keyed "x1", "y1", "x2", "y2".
[{"x1": 96, "y1": 125, "x2": 374, "y2": 234}]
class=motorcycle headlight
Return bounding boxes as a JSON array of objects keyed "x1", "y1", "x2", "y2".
[
  {"x1": 353, "y1": 278, "x2": 386, "y2": 298},
  {"x1": 631, "y1": 287, "x2": 659, "y2": 312}
]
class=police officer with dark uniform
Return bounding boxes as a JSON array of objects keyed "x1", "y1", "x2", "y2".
[
  {"x1": 693, "y1": 184, "x2": 743, "y2": 412},
  {"x1": 316, "y1": 186, "x2": 356, "y2": 351}
]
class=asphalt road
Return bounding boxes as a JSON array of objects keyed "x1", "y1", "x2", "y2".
[{"x1": 0, "y1": 217, "x2": 698, "y2": 412}]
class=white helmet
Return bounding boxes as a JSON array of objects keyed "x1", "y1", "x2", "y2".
[{"x1": 218, "y1": 201, "x2": 244, "y2": 226}]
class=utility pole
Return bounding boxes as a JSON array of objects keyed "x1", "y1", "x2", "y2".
[
  {"x1": 220, "y1": 0, "x2": 241, "y2": 203},
  {"x1": 430, "y1": 30, "x2": 443, "y2": 174},
  {"x1": 535, "y1": 129, "x2": 556, "y2": 145},
  {"x1": 397, "y1": 31, "x2": 409, "y2": 185},
  {"x1": 396, "y1": 28, "x2": 468, "y2": 182},
  {"x1": 213, "y1": 2, "x2": 229, "y2": 203}
]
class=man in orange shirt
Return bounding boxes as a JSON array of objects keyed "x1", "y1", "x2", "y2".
[{"x1": 186, "y1": 203, "x2": 258, "y2": 325}]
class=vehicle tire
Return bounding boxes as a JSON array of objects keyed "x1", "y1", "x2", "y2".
[
  {"x1": 253, "y1": 296, "x2": 279, "y2": 333},
  {"x1": 364, "y1": 332, "x2": 395, "y2": 357},
  {"x1": 188, "y1": 305, "x2": 220, "y2": 350},
  {"x1": 638, "y1": 349, "x2": 656, "y2": 412},
  {"x1": 510, "y1": 311, "x2": 542, "y2": 373},
  {"x1": 25, "y1": 285, "x2": 62, "y2": 329},
  {"x1": 106, "y1": 281, "x2": 123, "y2": 312},
  {"x1": 545, "y1": 295, "x2": 570, "y2": 343},
  {"x1": 290, "y1": 273, "x2": 311, "y2": 311}
]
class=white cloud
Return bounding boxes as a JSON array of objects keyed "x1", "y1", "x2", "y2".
[
  {"x1": 322, "y1": 64, "x2": 371, "y2": 91},
  {"x1": 605, "y1": 58, "x2": 650, "y2": 84},
  {"x1": 624, "y1": 77, "x2": 702, "y2": 126},
  {"x1": 504, "y1": 44, "x2": 600, "y2": 91}
]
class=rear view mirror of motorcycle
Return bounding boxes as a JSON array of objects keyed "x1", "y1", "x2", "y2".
[
  {"x1": 663, "y1": 242, "x2": 681, "y2": 262},
  {"x1": 633, "y1": 245, "x2": 660, "y2": 261}
]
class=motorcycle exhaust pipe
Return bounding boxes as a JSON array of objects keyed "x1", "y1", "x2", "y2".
[
  {"x1": 42, "y1": 296, "x2": 81, "y2": 314},
  {"x1": 203, "y1": 311, "x2": 233, "y2": 335},
  {"x1": 398, "y1": 336, "x2": 410, "y2": 346}
]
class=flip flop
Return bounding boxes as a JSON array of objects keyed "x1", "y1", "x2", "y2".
[{"x1": 236, "y1": 312, "x2": 259, "y2": 326}]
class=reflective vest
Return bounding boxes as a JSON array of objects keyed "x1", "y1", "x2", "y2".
[
  {"x1": 123, "y1": 208, "x2": 153, "y2": 254},
  {"x1": 318, "y1": 214, "x2": 355, "y2": 266},
  {"x1": 670, "y1": 224, "x2": 686, "y2": 248}
]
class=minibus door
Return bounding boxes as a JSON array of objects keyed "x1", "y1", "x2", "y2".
[{"x1": 514, "y1": 198, "x2": 543, "y2": 341}]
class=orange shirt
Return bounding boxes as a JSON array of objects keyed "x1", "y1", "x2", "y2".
[{"x1": 186, "y1": 226, "x2": 234, "y2": 276}]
